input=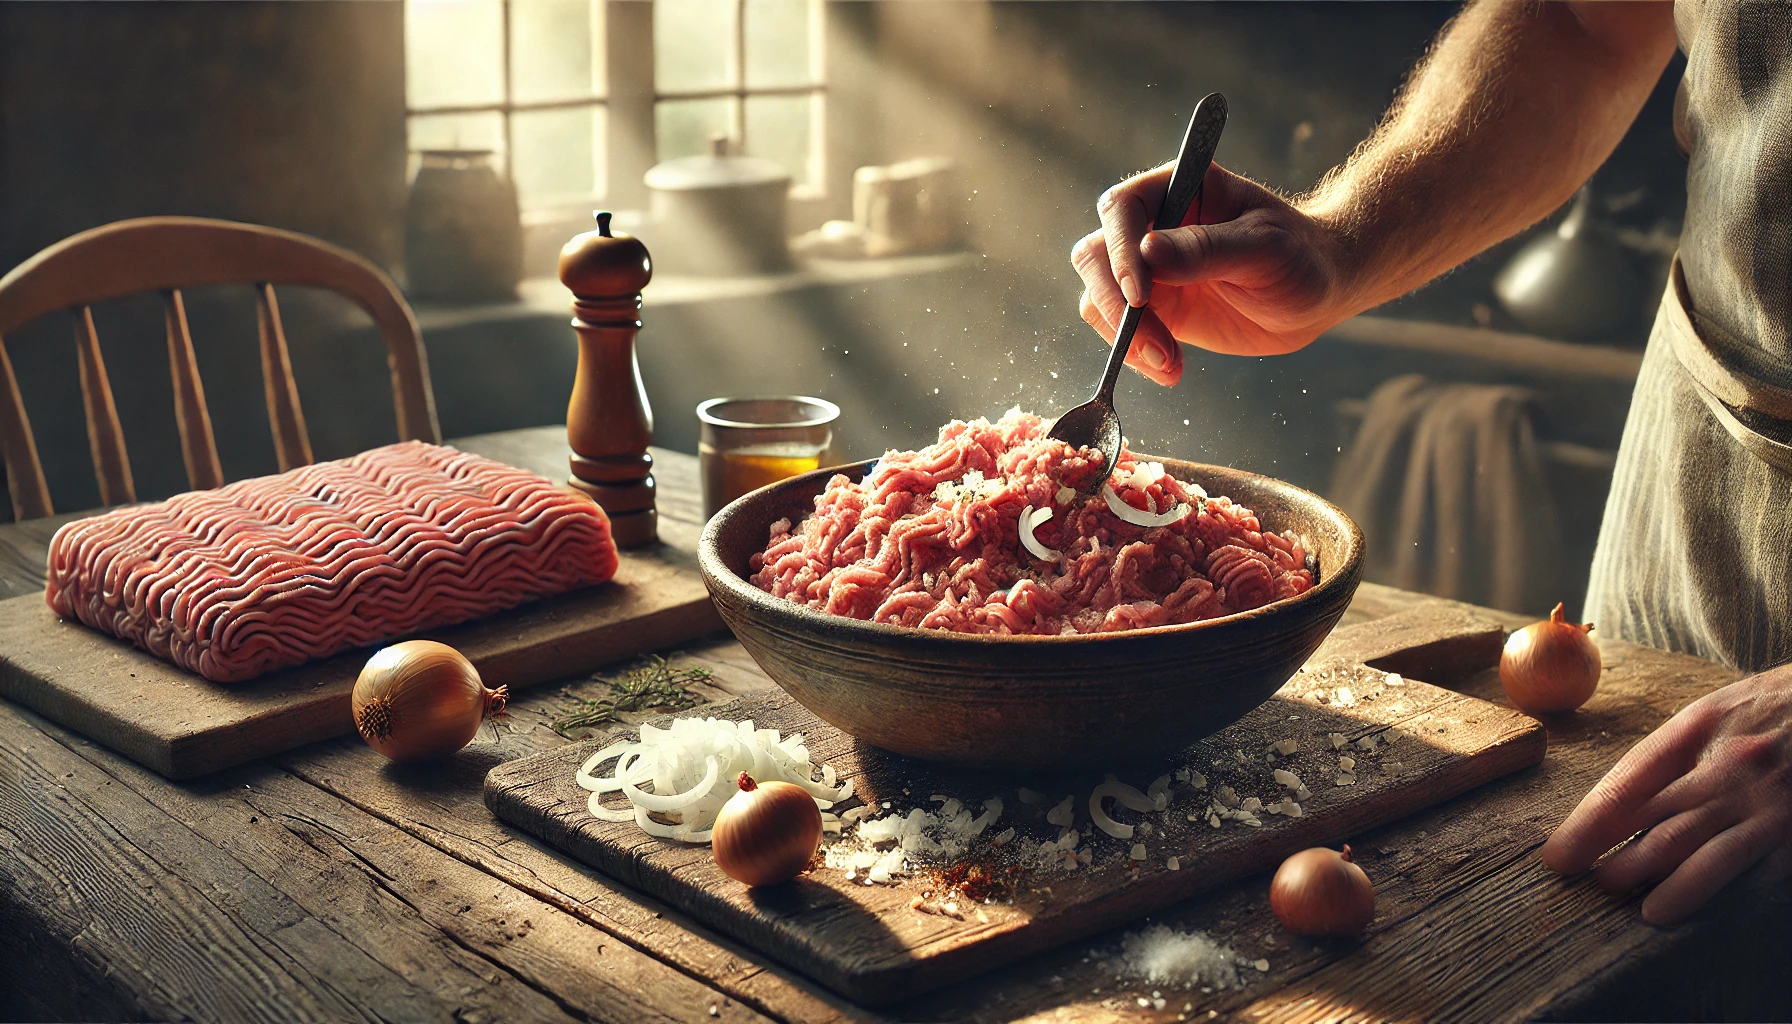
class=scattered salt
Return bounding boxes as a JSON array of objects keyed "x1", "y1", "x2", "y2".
[{"x1": 1118, "y1": 924, "x2": 1243, "y2": 990}]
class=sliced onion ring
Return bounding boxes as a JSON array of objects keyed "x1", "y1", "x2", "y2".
[
  {"x1": 1018, "y1": 505, "x2": 1062, "y2": 561},
  {"x1": 1102, "y1": 484, "x2": 1191, "y2": 528}
]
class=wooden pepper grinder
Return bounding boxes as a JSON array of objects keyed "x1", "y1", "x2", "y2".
[{"x1": 560, "y1": 211, "x2": 657, "y2": 547}]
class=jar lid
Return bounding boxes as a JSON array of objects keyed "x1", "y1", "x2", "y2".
[
  {"x1": 558, "y1": 212, "x2": 652, "y2": 297},
  {"x1": 645, "y1": 136, "x2": 790, "y2": 191}
]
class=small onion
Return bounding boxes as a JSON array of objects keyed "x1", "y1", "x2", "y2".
[
  {"x1": 352, "y1": 640, "x2": 507, "y2": 762},
  {"x1": 1270, "y1": 845, "x2": 1376, "y2": 937},
  {"x1": 712, "y1": 772, "x2": 822, "y2": 887},
  {"x1": 1500, "y1": 602, "x2": 1600, "y2": 715}
]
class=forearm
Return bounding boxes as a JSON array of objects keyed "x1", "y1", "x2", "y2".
[{"x1": 1302, "y1": 0, "x2": 1678, "y2": 315}]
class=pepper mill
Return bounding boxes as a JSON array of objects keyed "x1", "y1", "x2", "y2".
[{"x1": 559, "y1": 211, "x2": 657, "y2": 547}]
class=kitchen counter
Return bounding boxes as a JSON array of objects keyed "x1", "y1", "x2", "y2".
[{"x1": 1, "y1": 426, "x2": 1785, "y2": 1023}]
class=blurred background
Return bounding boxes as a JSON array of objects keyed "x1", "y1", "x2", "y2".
[{"x1": 0, "y1": 1, "x2": 1688, "y2": 616}]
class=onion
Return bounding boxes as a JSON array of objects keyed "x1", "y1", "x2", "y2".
[
  {"x1": 1090, "y1": 777, "x2": 1159, "y2": 839},
  {"x1": 1018, "y1": 505, "x2": 1062, "y2": 561},
  {"x1": 1500, "y1": 602, "x2": 1601, "y2": 714},
  {"x1": 1270, "y1": 845, "x2": 1376, "y2": 937},
  {"x1": 575, "y1": 717, "x2": 852, "y2": 844},
  {"x1": 1102, "y1": 484, "x2": 1191, "y2": 528},
  {"x1": 712, "y1": 772, "x2": 823, "y2": 886},
  {"x1": 352, "y1": 641, "x2": 507, "y2": 762}
]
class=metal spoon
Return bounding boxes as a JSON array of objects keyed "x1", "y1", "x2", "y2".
[{"x1": 1049, "y1": 92, "x2": 1229, "y2": 485}]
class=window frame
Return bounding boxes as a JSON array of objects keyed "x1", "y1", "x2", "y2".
[{"x1": 403, "y1": 0, "x2": 828, "y2": 214}]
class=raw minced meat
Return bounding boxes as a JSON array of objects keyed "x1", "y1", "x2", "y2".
[{"x1": 748, "y1": 410, "x2": 1313, "y2": 634}]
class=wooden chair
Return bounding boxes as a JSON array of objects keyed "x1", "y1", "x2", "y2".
[{"x1": 0, "y1": 216, "x2": 441, "y2": 520}]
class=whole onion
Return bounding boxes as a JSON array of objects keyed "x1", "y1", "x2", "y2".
[
  {"x1": 352, "y1": 640, "x2": 507, "y2": 762},
  {"x1": 1500, "y1": 602, "x2": 1600, "y2": 715},
  {"x1": 1270, "y1": 845, "x2": 1376, "y2": 937},
  {"x1": 712, "y1": 772, "x2": 821, "y2": 887}
]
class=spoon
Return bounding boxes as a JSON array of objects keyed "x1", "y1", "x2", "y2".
[{"x1": 1049, "y1": 92, "x2": 1229, "y2": 485}]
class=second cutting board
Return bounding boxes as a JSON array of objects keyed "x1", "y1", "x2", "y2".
[{"x1": 486, "y1": 603, "x2": 1546, "y2": 1005}]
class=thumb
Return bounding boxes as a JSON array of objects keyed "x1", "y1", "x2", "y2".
[{"x1": 1140, "y1": 216, "x2": 1289, "y2": 288}]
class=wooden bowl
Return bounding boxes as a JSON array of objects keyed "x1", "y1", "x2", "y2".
[{"x1": 698, "y1": 458, "x2": 1363, "y2": 772}]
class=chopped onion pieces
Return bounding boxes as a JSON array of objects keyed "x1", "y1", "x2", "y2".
[
  {"x1": 1018, "y1": 504, "x2": 1062, "y2": 561},
  {"x1": 1102, "y1": 484, "x2": 1191, "y2": 528},
  {"x1": 575, "y1": 716, "x2": 851, "y2": 844}
]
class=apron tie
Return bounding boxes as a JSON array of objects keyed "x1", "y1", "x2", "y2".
[{"x1": 1664, "y1": 254, "x2": 1792, "y2": 474}]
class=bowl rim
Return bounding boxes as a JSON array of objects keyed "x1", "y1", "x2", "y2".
[{"x1": 698, "y1": 455, "x2": 1365, "y2": 647}]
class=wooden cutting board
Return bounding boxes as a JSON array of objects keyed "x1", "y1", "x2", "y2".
[
  {"x1": 0, "y1": 544, "x2": 721, "y2": 779},
  {"x1": 485, "y1": 604, "x2": 1546, "y2": 1006}
]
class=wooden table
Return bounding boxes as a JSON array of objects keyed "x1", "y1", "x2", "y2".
[{"x1": 1, "y1": 426, "x2": 1786, "y2": 1024}]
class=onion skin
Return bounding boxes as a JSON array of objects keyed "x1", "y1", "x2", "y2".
[
  {"x1": 1500, "y1": 602, "x2": 1600, "y2": 715},
  {"x1": 352, "y1": 640, "x2": 507, "y2": 762},
  {"x1": 1270, "y1": 845, "x2": 1375, "y2": 937},
  {"x1": 712, "y1": 772, "x2": 821, "y2": 886}
]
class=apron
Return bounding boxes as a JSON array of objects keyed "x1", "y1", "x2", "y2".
[{"x1": 1582, "y1": 1, "x2": 1792, "y2": 672}]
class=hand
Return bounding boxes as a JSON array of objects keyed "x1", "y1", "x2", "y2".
[
  {"x1": 1070, "y1": 161, "x2": 1360, "y2": 386},
  {"x1": 1541, "y1": 666, "x2": 1792, "y2": 924}
]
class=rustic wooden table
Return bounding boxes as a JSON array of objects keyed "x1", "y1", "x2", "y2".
[{"x1": 1, "y1": 426, "x2": 1786, "y2": 1024}]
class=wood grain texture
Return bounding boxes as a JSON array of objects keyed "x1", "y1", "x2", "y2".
[
  {"x1": 898, "y1": 632, "x2": 1792, "y2": 1024},
  {"x1": 256, "y1": 282, "x2": 314, "y2": 471},
  {"x1": 0, "y1": 696, "x2": 764, "y2": 1024},
  {"x1": 486, "y1": 605, "x2": 1544, "y2": 1005},
  {"x1": 0, "y1": 336, "x2": 51, "y2": 521},
  {"x1": 74, "y1": 306, "x2": 135, "y2": 507},
  {"x1": 163, "y1": 288, "x2": 225, "y2": 490},
  {"x1": 278, "y1": 640, "x2": 873, "y2": 1024}
]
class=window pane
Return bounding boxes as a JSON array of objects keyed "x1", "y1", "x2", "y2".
[
  {"x1": 511, "y1": 0, "x2": 604, "y2": 103},
  {"x1": 512, "y1": 105, "x2": 606, "y2": 207},
  {"x1": 745, "y1": 93, "x2": 814, "y2": 187},
  {"x1": 406, "y1": 0, "x2": 505, "y2": 110},
  {"x1": 656, "y1": 97, "x2": 734, "y2": 162},
  {"x1": 745, "y1": 0, "x2": 812, "y2": 89},
  {"x1": 655, "y1": 0, "x2": 737, "y2": 93},
  {"x1": 408, "y1": 110, "x2": 506, "y2": 154}
]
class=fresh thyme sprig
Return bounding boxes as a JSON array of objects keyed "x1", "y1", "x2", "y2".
[{"x1": 551, "y1": 655, "x2": 709, "y2": 735}]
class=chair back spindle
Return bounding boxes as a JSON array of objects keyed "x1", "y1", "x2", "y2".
[
  {"x1": 256, "y1": 283, "x2": 313, "y2": 472},
  {"x1": 74, "y1": 306, "x2": 135, "y2": 506},
  {"x1": 0, "y1": 216, "x2": 439, "y2": 519},
  {"x1": 0, "y1": 339, "x2": 51, "y2": 520},
  {"x1": 163, "y1": 289, "x2": 224, "y2": 491}
]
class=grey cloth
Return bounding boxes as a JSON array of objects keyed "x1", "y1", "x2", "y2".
[
  {"x1": 1584, "y1": 2, "x2": 1792, "y2": 672},
  {"x1": 1334, "y1": 375, "x2": 1562, "y2": 615}
]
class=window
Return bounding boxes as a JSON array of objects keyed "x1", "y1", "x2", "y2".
[
  {"x1": 654, "y1": 0, "x2": 826, "y2": 194},
  {"x1": 404, "y1": 0, "x2": 825, "y2": 214}
]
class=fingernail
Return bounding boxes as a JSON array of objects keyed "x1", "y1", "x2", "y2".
[
  {"x1": 1140, "y1": 345, "x2": 1167, "y2": 370},
  {"x1": 1119, "y1": 273, "x2": 1141, "y2": 307}
]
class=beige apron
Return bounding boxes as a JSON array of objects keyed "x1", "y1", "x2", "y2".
[
  {"x1": 1583, "y1": 261, "x2": 1792, "y2": 671},
  {"x1": 1581, "y1": 0, "x2": 1792, "y2": 672}
]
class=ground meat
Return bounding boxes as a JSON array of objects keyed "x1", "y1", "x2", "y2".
[
  {"x1": 749, "y1": 410, "x2": 1313, "y2": 634},
  {"x1": 45, "y1": 442, "x2": 618, "y2": 682}
]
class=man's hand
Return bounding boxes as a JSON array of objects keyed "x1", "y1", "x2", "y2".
[
  {"x1": 1069, "y1": 0, "x2": 1677, "y2": 387},
  {"x1": 1071, "y1": 161, "x2": 1359, "y2": 384},
  {"x1": 1541, "y1": 667, "x2": 1792, "y2": 925}
]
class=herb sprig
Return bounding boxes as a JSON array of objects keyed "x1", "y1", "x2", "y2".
[{"x1": 551, "y1": 655, "x2": 709, "y2": 735}]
